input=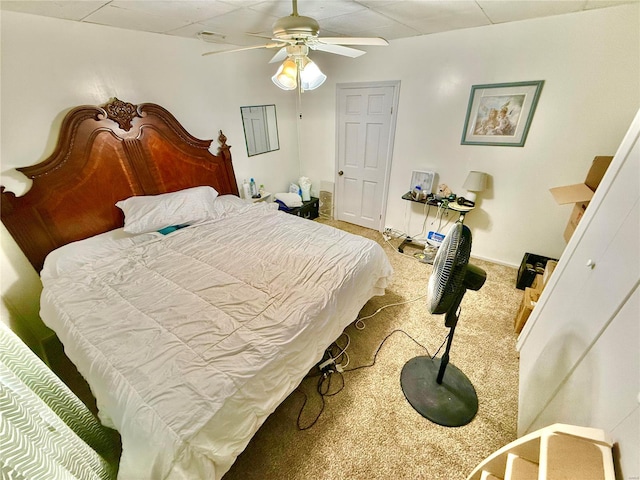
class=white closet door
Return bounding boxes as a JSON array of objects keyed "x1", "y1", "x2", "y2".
[{"x1": 516, "y1": 110, "x2": 640, "y2": 479}]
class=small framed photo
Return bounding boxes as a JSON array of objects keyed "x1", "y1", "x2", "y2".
[{"x1": 461, "y1": 80, "x2": 544, "y2": 147}]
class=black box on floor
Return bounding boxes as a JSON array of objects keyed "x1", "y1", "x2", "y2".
[
  {"x1": 516, "y1": 253, "x2": 558, "y2": 290},
  {"x1": 288, "y1": 197, "x2": 319, "y2": 220}
]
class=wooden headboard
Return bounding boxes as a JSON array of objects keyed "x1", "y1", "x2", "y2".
[{"x1": 1, "y1": 98, "x2": 239, "y2": 272}]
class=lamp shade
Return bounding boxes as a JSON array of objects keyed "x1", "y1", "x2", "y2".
[
  {"x1": 299, "y1": 59, "x2": 326, "y2": 91},
  {"x1": 463, "y1": 171, "x2": 487, "y2": 192},
  {"x1": 272, "y1": 59, "x2": 297, "y2": 90}
]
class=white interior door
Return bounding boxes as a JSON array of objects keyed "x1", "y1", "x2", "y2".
[{"x1": 335, "y1": 81, "x2": 399, "y2": 230}]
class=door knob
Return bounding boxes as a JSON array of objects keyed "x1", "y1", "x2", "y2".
[{"x1": 338, "y1": 170, "x2": 344, "y2": 176}]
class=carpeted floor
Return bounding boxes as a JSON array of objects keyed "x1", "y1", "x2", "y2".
[{"x1": 223, "y1": 219, "x2": 523, "y2": 480}]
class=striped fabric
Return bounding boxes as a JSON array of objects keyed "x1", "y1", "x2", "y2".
[{"x1": 0, "y1": 324, "x2": 119, "y2": 479}]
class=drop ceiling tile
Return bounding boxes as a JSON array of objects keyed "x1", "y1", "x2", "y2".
[
  {"x1": 343, "y1": 22, "x2": 422, "y2": 41},
  {"x1": 243, "y1": 0, "x2": 293, "y2": 18},
  {"x1": 408, "y1": 11, "x2": 491, "y2": 34},
  {"x1": 0, "y1": 0, "x2": 108, "y2": 21},
  {"x1": 250, "y1": 0, "x2": 367, "y2": 20},
  {"x1": 320, "y1": 8, "x2": 398, "y2": 33},
  {"x1": 109, "y1": 1, "x2": 239, "y2": 24},
  {"x1": 477, "y1": 0, "x2": 587, "y2": 24},
  {"x1": 371, "y1": 0, "x2": 484, "y2": 23},
  {"x1": 198, "y1": 7, "x2": 279, "y2": 35},
  {"x1": 217, "y1": 0, "x2": 266, "y2": 8},
  {"x1": 83, "y1": 4, "x2": 191, "y2": 33},
  {"x1": 356, "y1": 0, "x2": 398, "y2": 6},
  {"x1": 584, "y1": 0, "x2": 638, "y2": 8}
]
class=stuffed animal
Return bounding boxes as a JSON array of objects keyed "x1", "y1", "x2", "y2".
[{"x1": 437, "y1": 184, "x2": 452, "y2": 198}]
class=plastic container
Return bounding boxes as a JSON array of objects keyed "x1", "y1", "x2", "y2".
[
  {"x1": 242, "y1": 179, "x2": 251, "y2": 199},
  {"x1": 249, "y1": 178, "x2": 258, "y2": 197},
  {"x1": 299, "y1": 176, "x2": 312, "y2": 201},
  {"x1": 301, "y1": 184, "x2": 311, "y2": 202}
]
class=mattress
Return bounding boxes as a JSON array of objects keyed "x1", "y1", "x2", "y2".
[{"x1": 40, "y1": 196, "x2": 393, "y2": 479}]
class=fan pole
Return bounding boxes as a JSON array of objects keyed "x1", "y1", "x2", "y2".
[
  {"x1": 437, "y1": 290, "x2": 464, "y2": 383},
  {"x1": 436, "y1": 323, "x2": 456, "y2": 384}
]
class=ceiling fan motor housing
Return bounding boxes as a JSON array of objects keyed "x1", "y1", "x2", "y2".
[{"x1": 272, "y1": 15, "x2": 320, "y2": 40}]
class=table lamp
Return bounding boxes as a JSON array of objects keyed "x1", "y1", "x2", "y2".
[{"x1": 462, "y1": 171, "x2": 488, "y2": 204}]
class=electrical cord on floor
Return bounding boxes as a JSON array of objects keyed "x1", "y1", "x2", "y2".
[
  {"x1": 295, "y1": 369, "x2": 345, "y2": 431},
  {"x1": 382, "y1": 235, "x2": 420, "y2": 260},
  {"x1": 354, "y1": 294, "x2": 427, "y2": 330},
  {"x1": 327, "y1": 333, "x2": 350, "y2": 369},
  {"x1": 293, "y1": 329, "x2": 434, "y2": 430},
  {"x1": 343, "y1": 329, "x2": 431, "y2": 373},
  {"x1": 295, "y1": 334, "x2": 349, "y2": 430}
]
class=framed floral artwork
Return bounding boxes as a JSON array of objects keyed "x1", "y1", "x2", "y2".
[{"x1": 461, "y1": 80, "x2": 544, "y2": 146}]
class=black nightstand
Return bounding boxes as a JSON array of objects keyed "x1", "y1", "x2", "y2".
[{"x1": 287, "y1": 197, "x2": 319, "y2": 220}]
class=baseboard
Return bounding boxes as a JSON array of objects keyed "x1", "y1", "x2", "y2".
[{"x1": 470, "y1": 253, "x2": 519, "y2": 269}]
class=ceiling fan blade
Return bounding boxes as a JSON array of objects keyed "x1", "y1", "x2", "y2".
[
  {"x1": 311, "y1": 43, "x2": 366, "y2": 58},
  {"x1": 202, "y1": 42, "x2": 285, "y2": 57},
  {"x1": 319, "y1": 37, "x2": 389, "y2": 46},
  {"x1": 268, "y1": 47, "x2": 289, "y2": 64},
  {"x1": 245, "y1": 32, "x2": 276, "y2": 40}
]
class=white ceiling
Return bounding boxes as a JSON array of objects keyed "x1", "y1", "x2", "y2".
[{"x1": 2, "y1": 0, "x2": 636, "y2": 52}]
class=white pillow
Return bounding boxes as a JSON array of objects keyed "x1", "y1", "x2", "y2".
[{"x1": 116, "y1": 186, "x2": 219, "y2": 234}]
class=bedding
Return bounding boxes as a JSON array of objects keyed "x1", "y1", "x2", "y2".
[{"x1": 40, "y1": 195, "x2": 393, "y2": 479}]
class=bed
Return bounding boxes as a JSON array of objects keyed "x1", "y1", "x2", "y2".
[{"x1": 1, "y1": 99, "x2": 393, "y2": 479}]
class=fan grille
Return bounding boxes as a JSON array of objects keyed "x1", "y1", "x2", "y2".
[{"x1": 427, "y1": 222, "x2": 472, "y2": 314}]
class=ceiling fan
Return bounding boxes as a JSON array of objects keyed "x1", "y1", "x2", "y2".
[{"x1": 201, "y1": 0, "x2": 389, "y2": 64}]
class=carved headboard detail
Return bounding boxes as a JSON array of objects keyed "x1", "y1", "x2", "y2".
[
  {"x1": 103, "y1": 98, "x2": 139, "y2": 131},
  {"x1": 1, "y1": 98, "x2": 239, "y2": 272}
]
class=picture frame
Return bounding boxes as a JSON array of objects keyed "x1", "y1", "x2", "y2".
[{"x1": 461, "y1": 80, "x2": 544, "y2": 147}]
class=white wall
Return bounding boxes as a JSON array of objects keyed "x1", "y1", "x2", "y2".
[
  {"x1": 298, "y1": 4, "x2": 640, "y2": 267},
  {"x1": 0, "y1": 11, "x2": 300, "y2": 331}
]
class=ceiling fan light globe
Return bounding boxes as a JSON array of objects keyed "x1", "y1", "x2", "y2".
[
  {"x1": 299, "y1": 60, "x2": 326, "y2": 91},
  {"x1": 272, "y1": 59, "x2": 298, "y2": 90}
]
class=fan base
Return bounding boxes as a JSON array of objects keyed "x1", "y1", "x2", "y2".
[{"x1": 401, "y1": 356, "x2": 478, "y2": 427}]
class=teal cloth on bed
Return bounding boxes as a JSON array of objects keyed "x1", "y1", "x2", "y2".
[
  {"x1": 158, "y1": 225, "x2": 189, "y2": 235},
  {"x1": 158, "y1": 226, "x2": 179, "y2": 235}
]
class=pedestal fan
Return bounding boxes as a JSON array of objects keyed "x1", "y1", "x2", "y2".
[{"x1": 401, "y1": 221, "x2": 486, "y2": 427}]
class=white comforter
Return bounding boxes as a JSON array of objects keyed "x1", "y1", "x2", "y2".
[{"x1": 40, "y1": 197, "x2": 392, "y2": 480}]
